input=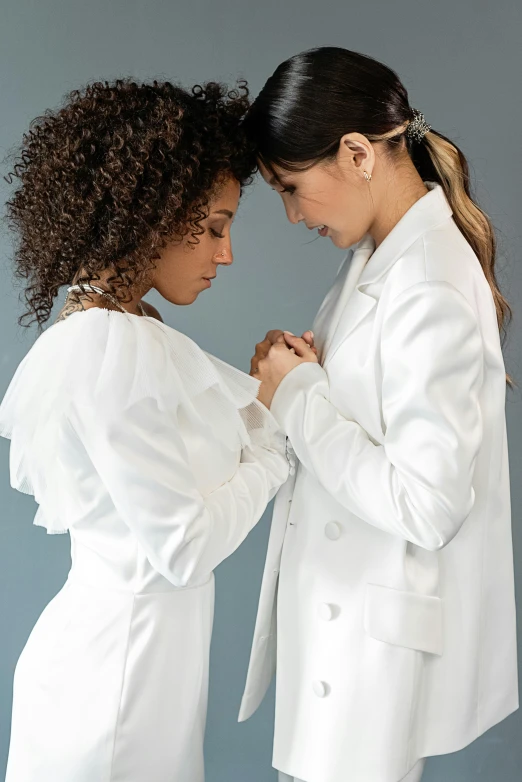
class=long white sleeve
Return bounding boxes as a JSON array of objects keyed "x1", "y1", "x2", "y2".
[
  {"x1": 69, "y1": 396, "x2": 289, "y2": 587},
  {"x1": 270, "y1": 281, "x2": 484, "y2": 551}
]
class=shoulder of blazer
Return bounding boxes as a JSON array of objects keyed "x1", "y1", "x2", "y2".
[{"x1": 381, "y1": 220, "x2": 484, "y2": 308}]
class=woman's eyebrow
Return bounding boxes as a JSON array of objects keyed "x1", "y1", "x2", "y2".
[{"x1": 212, "y1": 209, "x2": 234, "y2": 218}]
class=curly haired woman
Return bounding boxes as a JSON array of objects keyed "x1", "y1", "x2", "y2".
[{"x1": 0, "y1": 79, "x2": 292, "y2": 782}]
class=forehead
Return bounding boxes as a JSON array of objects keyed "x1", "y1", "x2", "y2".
[
  {"x1": 259, "y1": 161, "x2": 297, "y2": 185},
  {"x1": 210, "y1": 176, "x2": 240, "y2": 211},
  {"x1": 258, "y1": 159, "x2": 323, "y2": 188}
]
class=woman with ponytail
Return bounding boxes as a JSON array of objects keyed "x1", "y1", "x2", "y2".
[{"x1": 240, "y1": 47, "x2": 517, "y2": 782}]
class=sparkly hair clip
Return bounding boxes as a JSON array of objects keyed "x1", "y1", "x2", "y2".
[{"x1": 406, "y1": 108, "x2": 431, "y2": 142}]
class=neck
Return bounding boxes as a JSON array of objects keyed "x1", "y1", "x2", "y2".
[
  {"x1": 368, "y1": 158, "x2": 428, "y2": 248},
  {"x1": 71, "y1": 268, "x2": 152, "y2": 315}
]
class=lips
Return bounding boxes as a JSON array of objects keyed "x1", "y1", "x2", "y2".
[{"x1": 308, "y1": 224, "x2": 329, "y2": 236}]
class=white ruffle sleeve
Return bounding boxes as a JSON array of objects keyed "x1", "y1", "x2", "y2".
[{"x1": 0, "y1": 311, "x2": 289, "y2": 568}]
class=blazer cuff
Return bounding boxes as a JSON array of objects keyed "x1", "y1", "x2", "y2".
[{"x1": 270, "y1": 362, "x2": 329, "y2": 431}]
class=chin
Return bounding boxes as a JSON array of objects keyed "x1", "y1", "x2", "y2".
[
  {"x1": 334, "y1": 232, "x2": 364, "y2": 250},
  {"x1": 180, "y1": 294, "x2": 199, "y2": 306},
  {"x1": 159, "y1": 292, "x2": 199, "y2": 306},
  {"x1": 331, "y1": 233, "x2": 349, "y2": 249}
]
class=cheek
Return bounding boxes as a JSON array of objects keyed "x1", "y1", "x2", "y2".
[
  {"x1": 335, "y1": 188, "x2": 369, "y2": 226},
  {"x1": 157, "y1": 242, "x2": 184, "y2": 272},
  {"x1": 168, "y1": 241, "x2": 209, "y2": 277},
  {"x1": 334, "y1": 212, "x2": 371, "y2": 248},
  {"x1": 187, "y1": 236, "x2": 213, "y2": 269},
  {"x1": 153, "y1": 242, "x2": 207, "y2": 298},
  {"x1": 304, "y1": 188, "x2": 343, "y2": 226}
]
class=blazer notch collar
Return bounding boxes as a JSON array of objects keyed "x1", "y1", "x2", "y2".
[{"x1": 356, "y1": 183, "x2": 453, "y2": 289}]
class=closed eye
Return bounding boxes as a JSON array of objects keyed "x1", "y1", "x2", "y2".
[{"x1": 210, "y1": 228, "x2": 225, "y2": 239}]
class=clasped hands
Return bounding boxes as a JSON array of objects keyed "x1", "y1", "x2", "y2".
[{"x1": 250, "y1": 329, "x2": 319, "y2": 409}]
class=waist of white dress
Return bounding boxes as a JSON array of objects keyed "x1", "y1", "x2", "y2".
[
  {"x1": 66, "y1": 567, "x2": 214, "y2": 595},
  {"x1": 68, "y1": 534, "x2": 213, "y2": 594}
]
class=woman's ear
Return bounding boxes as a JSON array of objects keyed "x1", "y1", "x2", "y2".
[{"x1": 337, "y1": 132, "x2": 375, "y2": 179}]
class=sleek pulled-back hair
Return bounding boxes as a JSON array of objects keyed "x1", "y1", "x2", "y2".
[{"x1": 245, "y1": 47, "x2": 511, "y2": 379}]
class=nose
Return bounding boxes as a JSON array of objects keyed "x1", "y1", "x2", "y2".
[
  {"x1": 214, "y1": 243, "x2": 233, "y2": 266},
  {"x1": 283, "y1": 201, "x2": 302, "y2": 225}
]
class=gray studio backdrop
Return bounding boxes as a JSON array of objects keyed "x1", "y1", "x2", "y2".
[{"x1": 1, "y1": 1, "x2": 521, "y2": 780}]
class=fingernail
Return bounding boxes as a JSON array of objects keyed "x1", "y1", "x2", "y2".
[
  {"x1": 309, "y1": 331, "x2": 314, "y2": 338},
  {"x1": 284, "y1": 331, "x2": 295, "y2": 336}
]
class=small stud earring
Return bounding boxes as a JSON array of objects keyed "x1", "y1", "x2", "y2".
[{"x1": 363, "y1": 170, "x2": 372, "y2": 182}]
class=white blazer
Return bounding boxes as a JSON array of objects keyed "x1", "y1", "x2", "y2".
[{"x1": 239, "y1": 183, "x2": 518, "y2": 782}]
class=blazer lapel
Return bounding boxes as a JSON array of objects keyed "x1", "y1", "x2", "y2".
[
  {"x1": 312, "y1": 253, "x2": 352, "y2": 362},
  {"x1": 322, "y1": 183, "x2": 453, "y2": 369},
  {"x1": 321, "y1": 240, "x2": 375, "y2": 368}
]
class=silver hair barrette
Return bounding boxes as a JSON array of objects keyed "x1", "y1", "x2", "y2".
[{"x1": 406, "y1": 108, "x2": 431, "y2": 143}]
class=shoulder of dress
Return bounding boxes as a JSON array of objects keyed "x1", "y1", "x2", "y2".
[{"x1": 2, "y1": 310, "x2": 191, "y2": 420}]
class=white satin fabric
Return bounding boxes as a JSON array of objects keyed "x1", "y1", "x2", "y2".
[
  {"x1": 279, "y1": 758, "x2": 426, "y2": 782},
  {"x1": 240, "y1": 183, "x2": 518, "y2": 782},
  {"x1": 0, "y1": 309, "x2": 289, "y2": 782}
]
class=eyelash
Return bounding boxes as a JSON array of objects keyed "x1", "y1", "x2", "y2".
[
  {"x1": 210, "y1": 228, "x2": 224, "y2": 239},
  {"x1": 281, "y1": 186, "x2": 296, "y2": 195}
]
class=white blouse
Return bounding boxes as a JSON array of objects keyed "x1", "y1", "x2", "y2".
[{"x1": 0, "y1": 308, "x2": 289, "y2": 589}]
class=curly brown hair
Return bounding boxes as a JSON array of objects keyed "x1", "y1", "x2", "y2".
[{"x1": 4, "y1": 78, "x2": 256, "y2": 327}]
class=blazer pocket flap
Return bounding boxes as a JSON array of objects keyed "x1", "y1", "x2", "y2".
[{"x1": 364, "y1": 583, "x2": 443, "y2": 655}]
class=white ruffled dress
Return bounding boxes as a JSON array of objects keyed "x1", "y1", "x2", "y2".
[{"x1": 0, "y1": 309, "x2": 289, "y2": 782}]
